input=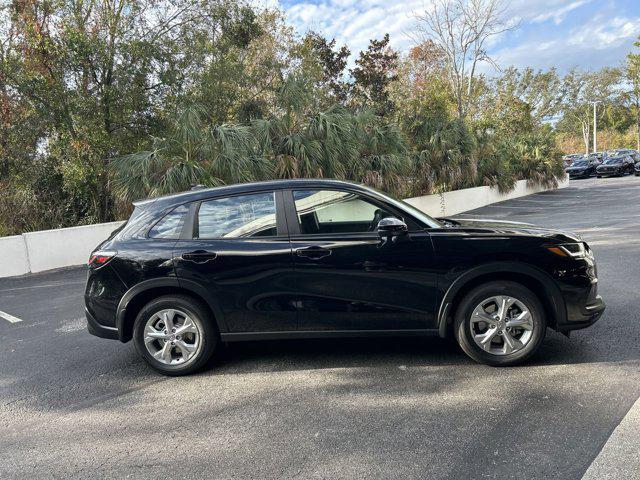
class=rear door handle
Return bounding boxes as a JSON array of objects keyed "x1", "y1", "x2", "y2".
[
  {"x1": 181, "y1": 250, "x2": 218, "y2": 264},
  {"x1": 296, "y1": 246, "x2": 332, "y2": 260}
]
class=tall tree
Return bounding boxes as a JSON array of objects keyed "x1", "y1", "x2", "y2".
[
  {"x1": 297, "y1": 32, "x2": 350, "y2": 104},
  {"x1": 557, "y1": 68, "x2": 621, "y2": 154},
  {"x1": 413, "y1": 0, "x2": 512, "y2": 119},
  {"x1": 350, "y1": 34, "x2": 399, "y2": 114},
  {"x1": 624, "y1": 36, "x2": 640, "y2": 150}
]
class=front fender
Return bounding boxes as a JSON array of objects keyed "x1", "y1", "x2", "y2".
[{"x1": 436, "y1": 261, "x2": 567, "y2": 337}]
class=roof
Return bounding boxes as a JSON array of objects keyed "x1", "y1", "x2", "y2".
[{"x1": 132, "y1": 178, "x2": 372, "y2": 210}]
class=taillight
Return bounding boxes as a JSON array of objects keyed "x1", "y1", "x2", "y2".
[{"x1": 88, "y1": 251, "x2": 117, "y2": 268}]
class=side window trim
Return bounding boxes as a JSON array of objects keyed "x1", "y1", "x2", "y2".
[
  {"x1": 282, "y1": 189, "x2": 300, "y2": 236},
  {"x1": 179, "y1": 202, "x2": 199, "y2": 240},
  {"x1": 274, "y1": 190, "x2": 289, "y2": 237}
]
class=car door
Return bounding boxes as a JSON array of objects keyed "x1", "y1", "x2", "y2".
[
  {"x1": 285, "y1": 188, "x2": 439, "y2": 332},
  {"x1": 625, "y1": 156, "x2": 634, "y2": 173},
  {"x1": 173, "y1": 190, "x2": 298, "y2": 333}
]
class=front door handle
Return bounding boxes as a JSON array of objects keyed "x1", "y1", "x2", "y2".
[
  {"x1": 181, "y1": 250, "x2": 218, "y2": 264},
  {"x1": 296, "y1": 246, "x2": 332, "y2": 260}
]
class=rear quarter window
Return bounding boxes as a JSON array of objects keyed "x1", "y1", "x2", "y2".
[{"x1": 148, "y1": 204, "x2": 189, "y2": 239}]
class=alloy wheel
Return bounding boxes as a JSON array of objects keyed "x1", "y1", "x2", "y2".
[
  {"x1": 469, "y1": 295, "x2": 534, "y2": 355},
  {"x1": 143, "y1": 309, "x2": 201, "y2": 366}
]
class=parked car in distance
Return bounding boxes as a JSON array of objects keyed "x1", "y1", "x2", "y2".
[
  {"x1": 596, "y1": 155, "x2": 635, "y2": 177},
  {"x1": 635, "y1": 160, "x2": 640, "y2": 176},
  {"x1": 85, "y1": 179, "x2": 605, "y2": 375},
  {"x1": 611, "y1": 149, "x2": 637, "y2": 157},
  {"x1": 562, "y1": 154, "x2": 582, "y2": 168},
  {"x1": 566, "y1": 159, "x2": 598, "y2": 179},
  {"x1": 589, "y1": 152, "x2": 607, "y2": 164}
]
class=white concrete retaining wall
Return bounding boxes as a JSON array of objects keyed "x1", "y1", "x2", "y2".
[
  {"x1": 404, "y1": 177, "x2": 569, "y2": 217},
  {"x1": 0, "y1": 235, "x2": 31, "y2": 278},
  {"x1": 23, "y1": 222, "x2": 125, "y2": 274},
  {"x1": 1, "y1": 221, "x2": 124, "y2": 278},
  {"x1": 0, "y1": 176, "x2": 568, "y2": 278}
]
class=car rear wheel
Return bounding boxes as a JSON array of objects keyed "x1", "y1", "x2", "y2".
[
  {"x1": 454, "y1": 281, "x2": 546, "y2": 366},
  {"x1": 133, "y1": 295, "x2": 218, "y2": 376}
]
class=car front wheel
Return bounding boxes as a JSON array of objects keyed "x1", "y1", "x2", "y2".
[
  {"x1": 454, "y1": 281, "x2": 546, "y2": 366},
  {"x1": 133, "y1": 295, "x2": 218, "y2": 376}
]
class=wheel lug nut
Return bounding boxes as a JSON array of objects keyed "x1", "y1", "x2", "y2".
[
  {"x1": 171, "y1": 341, "x2": 175, "y2": 345},
  {"x1": 172, "y1": 328, "x2": 176, "y2": 333}
]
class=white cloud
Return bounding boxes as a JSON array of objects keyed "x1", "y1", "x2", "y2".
[
  {"x1": 263, "y1": 0, "x2": 639, "y2": 73},
  {"x1": 491, "y1": 14, "x2": 640, "y2": 72},
  {"x1": 531, "y1": 0, "x2": 592, "y2": 25}
]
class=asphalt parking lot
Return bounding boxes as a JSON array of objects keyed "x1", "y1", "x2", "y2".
[{"x1": 1, "y1": 175, "x2": 639, "y2": 479}]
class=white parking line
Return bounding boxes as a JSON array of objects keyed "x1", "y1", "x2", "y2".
[
  {"x1": 0, "y1": 310, "x2": 23, "y2": 323},
  {"x1": 0, "y1": 281, "x2": 85, "y2": 293},
  {"x1": 582, "y1": 396, "x2": 640, "y2": 479}
]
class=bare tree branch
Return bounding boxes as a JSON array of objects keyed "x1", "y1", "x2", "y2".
[{"x1": 413, "y1": 0, "x2": 515, "y2": 118}]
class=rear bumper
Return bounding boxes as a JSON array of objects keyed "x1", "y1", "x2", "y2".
[{"x1": 86, "y1": 307, "x2": 119, "y2": 340}]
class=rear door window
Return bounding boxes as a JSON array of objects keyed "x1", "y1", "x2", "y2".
[{"x1": 197, "y1": 192, "x2": 277, "y2": 239}]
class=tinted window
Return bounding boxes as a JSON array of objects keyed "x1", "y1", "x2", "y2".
[
  {"x1": 198, "y1": 192, "x2": 277, "y2": 239},
  {"x1": 293, "y1": 189, "x2": 392, "y2": 235},
  {"x1": 603, "y1": 158, "x2": 623, "y2": 164},
  {"x1": 149, "y1": 204, "x2": 189, "y2": 239}
]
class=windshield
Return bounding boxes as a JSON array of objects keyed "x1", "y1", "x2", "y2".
[
  {"x1": 365, "y1": 186, "x2": 442, "y2": 228},
  {"x1": 572, "y1": 160, "x2": 588, "y2": 167},
  {"x1": 603, "y1": 158, "x2": 623, "y2": 165}
]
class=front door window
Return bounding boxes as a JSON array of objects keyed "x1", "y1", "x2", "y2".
[{"x1": 292, "y1": 189, "x2": 393, "y2": 235}]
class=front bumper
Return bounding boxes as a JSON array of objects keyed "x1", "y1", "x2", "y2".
[
  {"x1": 568, "y1": 170, "x2": 590, "y2": 178},
  {"x1": 597, "y1": 169, "x2": 621, "y2": 176},
  {"x1": 559, "y1": 295, "x2": 605, "y2": 332}
]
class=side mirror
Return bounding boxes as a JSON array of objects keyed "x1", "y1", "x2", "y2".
[{"x1": 377, "y1": 217, "x2": 408, "y2": 244}]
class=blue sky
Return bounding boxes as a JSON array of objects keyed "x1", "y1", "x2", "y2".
[{"x1": 269, "y1": 0, "x2": 640, "y2": 73}]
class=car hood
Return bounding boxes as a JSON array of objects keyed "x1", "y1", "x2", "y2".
[{"x1": 437, "y1": 217, "x2": 581, "y2": 242}]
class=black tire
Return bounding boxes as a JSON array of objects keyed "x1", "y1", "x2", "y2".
[
  {"x1": 454, "y1": 281, "x2": 546, "y2": 367},
  {"x1": 596, "y1": 175, "x2": 602, "y2": 178},
  {"x1": 133, "y1": 294, "x2": 218, "y2": 376}
]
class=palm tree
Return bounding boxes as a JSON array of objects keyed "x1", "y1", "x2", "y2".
[
  {"x1": 112, "y1": 75, "x2": 411, "y2": 202},
  {"x1": 112, "y1": 105, "x2": 270, "y2": 202}
]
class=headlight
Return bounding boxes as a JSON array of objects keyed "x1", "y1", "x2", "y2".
[{"x1": 546, "y1": 243, "x2": 589, "y2": 259}]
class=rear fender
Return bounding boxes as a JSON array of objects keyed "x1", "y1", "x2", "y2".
[{"x1": 115, "y1": 277, "x2": 227, "y2": 342}]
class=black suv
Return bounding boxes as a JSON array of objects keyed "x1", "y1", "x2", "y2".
[
  {"x1": 565, "y1": 159, "x2": 598, "y2": 179},
  {"x1": 596, "y1": 155, "x2": 635, "y2": 177},
  {"x1": 85, "y1": 179, "x2": 605, "y2": 375}
]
